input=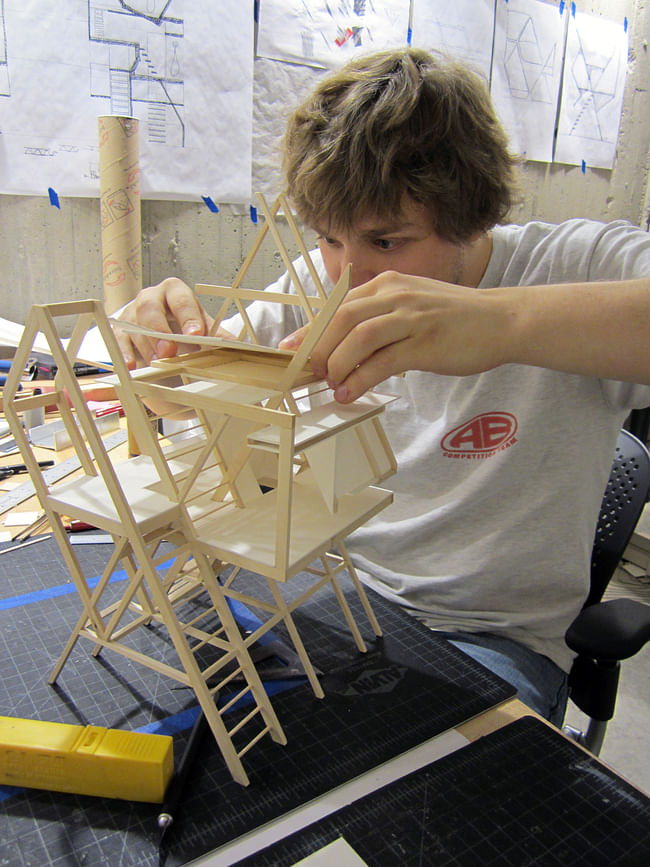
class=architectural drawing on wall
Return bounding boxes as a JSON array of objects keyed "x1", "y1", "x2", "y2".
[
  {"x1": 0, "y1": 0, "x2": 8, "y2": 96},
  {"x1": 410, "y1": 0, "x2": 495, "y2": 83},
  {"x1": 490, "y1": 0, "x2": 565, "y2": 164},
  {"x1": 503, "y1": 10, "x2": 555, "y2": 101},
  {"x1": 0, "y1": 1, "x2": 253, "y2": 200},
  {"x1": 88, "y1": 1, "x2": 185, "y2": 148},
  {"x1": 257, "y1": 0, "x2": 410, "y2": 70},
  {"x1": 555, "y1": 10, "x2": 628, "y2": 170}
]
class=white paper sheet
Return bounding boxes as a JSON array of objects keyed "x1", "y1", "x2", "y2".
[
  {"x1": 410, "y1": 0, "x2": 495, "y2": 83},
  {"x1": 292, "y1": 837, "x2": 368, "y2": 866},
  {"x1": 490, "y1": 0, "x2": 566, "y2": 163},
  {"x1": 0, "y1": 0, "x2": 254, "y2": 201},
  {"x1": 555, "y1": 9, "x2": 628, "y2": 170},
  {"x1": 252, "y1": 57, "x2": 327, "y2": 200},
  {"x1": 257, "y1": 0, "x2": 410, "y2": 69}
]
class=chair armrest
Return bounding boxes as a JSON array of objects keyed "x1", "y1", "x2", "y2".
[{"x1": 565, "y1": 598, "x2": 650, "y2": 660}]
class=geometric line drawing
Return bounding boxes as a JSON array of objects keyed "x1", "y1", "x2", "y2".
[
  {"x1": 504, "y1": 10, "x2": 556, "y2": 103},
  {"x1": 568, "y1": 25, "x2": 620, "y2": 142},
  {"x1": 410, "y1": 2, "x2": 494, "y2": 86}
]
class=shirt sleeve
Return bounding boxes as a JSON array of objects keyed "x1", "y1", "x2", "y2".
[{"x1": 588, "y1": 221, "x2": 650, "y2": 282}]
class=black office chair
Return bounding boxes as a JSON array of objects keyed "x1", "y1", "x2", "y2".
[{"x1": 563, "y1": 429, "x2": 650, "y2": 755}]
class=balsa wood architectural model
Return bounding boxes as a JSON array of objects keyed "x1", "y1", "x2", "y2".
[{"x1": 3, "y1": 194, "x2": 398, "y2": 786}]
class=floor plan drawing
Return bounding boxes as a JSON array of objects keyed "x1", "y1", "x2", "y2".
[
  {"x1": 0, "y1": 0, "x2": 253, "y2": 199},
  {"x1": 88, "y1": 1, "x2": 185, "y2": 148},
  {"x1": 0, "y1": 0, "x2": 254, "y2": 203}
]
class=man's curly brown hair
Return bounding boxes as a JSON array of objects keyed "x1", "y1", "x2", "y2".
[{"x1": 283, "y1": 48, "x2": 520, "y2": 242}]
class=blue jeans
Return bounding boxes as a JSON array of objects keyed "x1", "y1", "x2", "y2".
[{"x1": 436, "y1": 631, "x2": 569, "y2": 727}]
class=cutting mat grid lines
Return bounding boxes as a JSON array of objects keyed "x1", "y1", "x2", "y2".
[
  {"x1": 0, "y1": 538, "x2": 514, "y2": 866},
  {"x1": 240, "y1": 716, "x2": 650, "y2": 867}
]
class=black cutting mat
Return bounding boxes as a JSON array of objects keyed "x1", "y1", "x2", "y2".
[
  {"x1": 0, "y1": 538, "x2": 513, "y2": 866},
  {"x1": 240, "y1": 716, "x2": 650, "y2": 867}
]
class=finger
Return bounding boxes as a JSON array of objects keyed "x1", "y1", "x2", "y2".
[
  {"x1": 311, "y1": 295, "x2": 399, "y2": 381},
  {"x1": 129, "y1": 282, "x2": 204, "y2": 341},
  {"x1": 275, "y1": 272, "x2": 391, "y2": 368},
  {"x1": 165, "y1": 283, "x2": 210, "y2": 336},
  {"x1": 213, "y1": 325, "x2": 236, "y2": 340},
  {"x1": 278, "y1": 323, "x2": 309, "y2": 350},
  {"x1": 133, "y1": 292, "x2": 176, "y2": 336},
  {"x1": 113, "y1": 329, "x2": 137, "y2": 369},
  {"x1": 153, "y1": 337, "x2": 181, "y2": 360},
  {"x1": 333, "y1": 340, "x2": 407, "y2": 404},
  {"x1": 133, "y1": 327, "x2": 169, "y2": 364},
  {"x1": 134, "y1": 285, "x2": 210, "y2": 360},
  {"x1": 324, "y1": 310, "x2": 412, "y2": 387}
]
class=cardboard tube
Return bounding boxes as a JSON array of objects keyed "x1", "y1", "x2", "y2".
[{"x1": 98, "y1": 116, "x2": 142, "y2": 314}]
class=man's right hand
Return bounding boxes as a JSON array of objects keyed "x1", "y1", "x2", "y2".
[{"x1": 114, "y1": 277, "x2": 219, "y2": 368}]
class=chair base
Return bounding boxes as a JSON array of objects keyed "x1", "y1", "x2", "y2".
[{"x1": 562, "y1": 719, "x2": 608, "y2": 756}]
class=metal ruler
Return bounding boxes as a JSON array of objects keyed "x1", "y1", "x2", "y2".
[{"x1": 0, "y1": 429, "x2": 127, "y2": 515}]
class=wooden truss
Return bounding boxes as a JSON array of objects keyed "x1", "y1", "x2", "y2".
[{"x1": 3, "y1": 195, "x2": 397, "y2": 785}]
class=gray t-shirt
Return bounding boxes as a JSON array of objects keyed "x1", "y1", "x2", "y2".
[{"x1": 226, "y1": 218, "x2": 650, "y2": 671}]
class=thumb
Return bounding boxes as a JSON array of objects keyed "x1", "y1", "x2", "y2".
[{"x1": 278, "y1": 324, "x2": 309, "y2": 350}]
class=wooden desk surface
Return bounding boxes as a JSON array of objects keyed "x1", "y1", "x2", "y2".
[{"x1": 458, "y1": 696, "x2": 536, "y2": 741}]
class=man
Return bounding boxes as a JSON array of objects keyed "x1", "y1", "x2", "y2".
[{"x1": 116, "y1": 49, "x2": 650, "y2": 725}]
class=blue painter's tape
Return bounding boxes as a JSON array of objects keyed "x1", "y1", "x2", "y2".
[
  {"x1": 0, "y1": 569, "x2": 126, "y2": 610},
  {"x1": 624, "y1": 17, "x2": 628, "y2": 32},
  {"x1": 201, "y1": 195, "x2": 219, "y2": 213},
  {"x1": 138, "y1": 704, "x2": 202, "y2": 737},
  {"x1": 571, "y1": 2, "x2": 576, "y2": 17},
  {"x1": 250, "y1": 205, "x2": 258, "y2": 224},
  {"x1": 0, "y1": 785, "x2": 22, "y2": 804},
  {"x1": 581, "y1": 160, "x2": 586, "y2": 174},
  {"x1": 559, "y1": 1, "x2": 565, "y2": 15},
  {"x1": 48, "y1": 187, "x2": 60, "y2": 209},
  {"x1": 0, "y1": 557, "x2": 174, "y2": 612},
  {"x1": 407, "y1": 27, "x2": 412, "y2": 45}
]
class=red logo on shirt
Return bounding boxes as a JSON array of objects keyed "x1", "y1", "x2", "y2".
[{"x1": 441, "y1": 412, "x2": 518, "y2": 459}]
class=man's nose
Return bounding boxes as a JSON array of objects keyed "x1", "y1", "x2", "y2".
[
  {"x1": 349, "y1": 265, "x2": 376, "y2": 288},
  {"x1": 343, "y1": 247, "x2": 376, "y2": 288}
]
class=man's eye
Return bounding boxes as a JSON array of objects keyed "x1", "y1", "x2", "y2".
[
  {"x1": 375, "y1": 238, "x2": 396, "y2": 250},
  {"x1": 319, "y1": 236, "x2": 339, "y2": 246}
]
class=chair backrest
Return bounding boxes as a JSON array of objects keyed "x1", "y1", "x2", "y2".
[{"x1": 588, "y1": 429, "x2": 650, "y2": 608}]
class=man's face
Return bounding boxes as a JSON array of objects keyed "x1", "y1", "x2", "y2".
[{"x1": 313, "y1": 198, "x2": 464, "y2": 289}]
